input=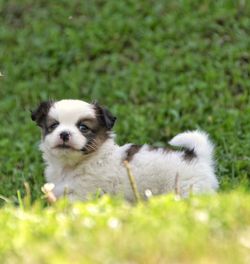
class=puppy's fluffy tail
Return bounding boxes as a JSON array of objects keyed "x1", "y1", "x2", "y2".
[{"x1": 169, "y1": 130, "x2": 214, "y2": 163}]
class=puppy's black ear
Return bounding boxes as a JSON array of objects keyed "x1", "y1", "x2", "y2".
[
  {"x1": 93, "y1": 101, "x2": 116, "y2": 130},
  {"x1": 31, "y1": 101, "x2": 53, "y2": 127}
]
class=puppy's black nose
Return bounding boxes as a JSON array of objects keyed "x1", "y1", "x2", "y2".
[{"x1": 60, "y1": 131, "x2": 70, "y2": 142}]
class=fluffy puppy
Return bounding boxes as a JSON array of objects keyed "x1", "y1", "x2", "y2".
[{"x1": 31, "y1": 99, "x2": 218, "y2": 201}]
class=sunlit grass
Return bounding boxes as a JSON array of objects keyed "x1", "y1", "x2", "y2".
[{"x1": 0, "y1": 192, "x2": 250, "y2": 263}]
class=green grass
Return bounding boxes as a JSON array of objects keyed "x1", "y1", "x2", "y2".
[
  {"x1": 1, "y1": 193, "x2": 250, "y2": 263},
  {"x1": 0, "y1": 0, "x2": 250, "y2": 262}
]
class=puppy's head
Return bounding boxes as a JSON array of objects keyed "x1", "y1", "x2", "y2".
[{"x1": 31, "y1": 99, "x2": 116, "y2": 160}]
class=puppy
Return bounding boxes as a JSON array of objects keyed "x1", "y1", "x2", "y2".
[{"x1": 31, "y1": 99, "x2": 218, "y2": 201}]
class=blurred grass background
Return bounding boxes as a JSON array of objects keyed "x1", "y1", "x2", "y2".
[{"x1": 0, "y1": 0, "x2": 250, "y2": 201}]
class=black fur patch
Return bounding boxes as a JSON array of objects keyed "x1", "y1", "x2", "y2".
[
  {"x1": 148, "y1": 144, "x2": 196, "y2": 161},
  {"x1": 183, "y1": 148, "x2": 196, "y2": 161},
  {"x1": 125, "y1": 144, "x2": 142, "y2": 162},
  {"x1": 148, "y1": 145, "x2": 173, "y2": 153},
  {"x1": 31, "y1": 101, "x2": 54, "y2": 137},
  {"x1": 31, "y1": 101, "x2": 53, "y2": 128},
  {"x1": 93, "y1": 101, "x2": 116, "y2": 130}
]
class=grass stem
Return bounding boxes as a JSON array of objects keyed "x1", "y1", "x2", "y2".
[{"x1": 124, "y1": 160, "x2": 141, "y2": 202}]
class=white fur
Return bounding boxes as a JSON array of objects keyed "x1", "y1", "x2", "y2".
[{"x1": 39, "y1": 100, "x2": 219, "y2": 201}]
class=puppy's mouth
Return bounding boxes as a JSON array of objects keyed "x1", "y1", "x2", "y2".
[
  {"x1": 52, "y1": 143, "x2": 88, "y2": 153},
  {"x1": 54, "y1": 144, "x2": 77, "y2": 150},
  {"x1": 57, "y1": 144, "x2": 71, "y2": 149}
]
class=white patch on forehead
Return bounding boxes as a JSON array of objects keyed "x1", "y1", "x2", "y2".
[{"x1": 49, "y1": 100, "x2": 95, "y2": 123}]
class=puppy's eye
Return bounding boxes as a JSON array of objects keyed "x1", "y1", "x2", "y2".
[
  {"x1": 48, "y1": 122, "x2": 59, "y2": 131},
  {"x1": 78, "y1": 123, "x2": 89, "y2": 133}
]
